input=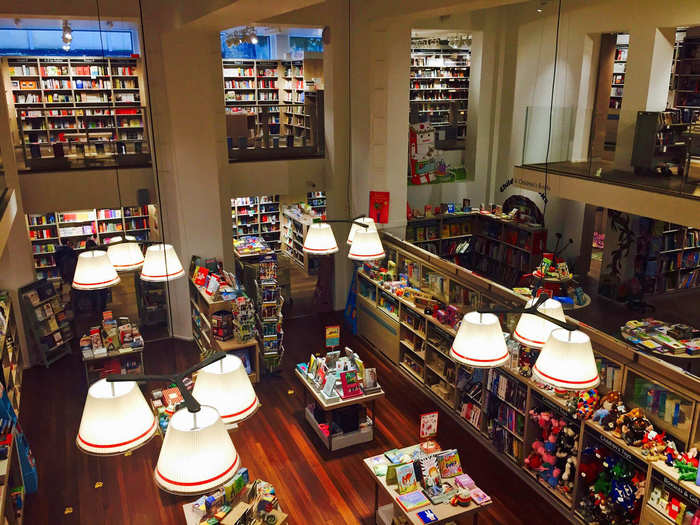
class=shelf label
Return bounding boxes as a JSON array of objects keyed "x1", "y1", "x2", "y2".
[
  {"x1": 587, "y1": 429, "x2": 645, "y2": 470},
  {"x1": 662, "y1": 476, "x2": 700, "y2": 507}
]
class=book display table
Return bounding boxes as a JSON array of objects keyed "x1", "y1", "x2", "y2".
[
  {"x1": 362, "y1": 446, "x2": 491, "y2": 525},
  {"x1": 295, "y1": 368, "x2": 384, "y2": 451}
]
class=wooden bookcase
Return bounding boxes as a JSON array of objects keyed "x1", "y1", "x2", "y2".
[
  {"x1": 410, "y1": 41, "x2": 470, "y2": 139},
  {"x1": 280, "y1": 207, "x2": 316, "y2": 273},
  {"x1": 357, "y1": 233, "x2": 700, "y2": 524},
  {"x1": 25, "y1": 205, "x2": 151, "y2": 281},
  {"x1": 3, "y1": 56, "x2": 146, "y2": 165},
  {"x1": 18, "y1": 279, "x2": 74, "y2": 367},
  {"x1": 0, "y1": 292, "x2": 23, "y2": 416},
  {"x1": 306, "y1": 191, "x2": 326, "y2": 216},
  {"x1": 188, "y1": 274, "x2": 260, "y2": 384},
  {"x1": 231, "y1": 195, "x2": 281, "y2": 250},
  {"x1": 405, "y1": 212, "x2": 546, "y2": 288}
]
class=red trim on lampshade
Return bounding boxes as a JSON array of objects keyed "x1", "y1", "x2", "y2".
[
  {"x1": 450, "y1": 346, "x2": 509, "y2": 363},
  {"x1": 112, "y1": 262, "x2": 143, "y2": 268},
  {"x1": 513, "y1": 329, "x2": 546, "y2": 346},
  {"x1": 533, "y1": 364, "x2": 599, "y2": 386},
  {"x1": 220, "y1": 397, "x2": 258, "y2": 420},
  {"x1": 78, "y1": 417, "x2": 156, "y2": 449},
  {"x1": 141, "y1": 269, "x2": 185, "y2": 279},
  {"x1": 74, "y1": 276, "x2": 120, "y2": 287},
  {"x1": 156, "y1": 453, "x2": 239, "y2": 487},
  {"x1": 349, "y1": 251, "x2": 385, "y2": 258},
  {"x1": 303, "y1": 245, "x2": 337, "y2": 252}
]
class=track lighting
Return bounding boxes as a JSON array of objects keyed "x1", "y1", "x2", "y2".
[
  {"x1": 62, "y1": 20, "x2": 72, "y2": 42},
  {"x1": 224, "y1": 26, "x2": 259, "y2": 47}
]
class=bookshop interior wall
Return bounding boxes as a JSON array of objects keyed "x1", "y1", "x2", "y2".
[{"x1": 0, "y1": 0, "x2": 699, "y2": 524}]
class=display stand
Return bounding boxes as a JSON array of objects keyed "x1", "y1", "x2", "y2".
[
  {"x1": 363, "y1": 446, "x2": 490, "y2": 525},
  {"x1": 295, "y1": 368, "x2": 384, "y2": 451},
  {"x1": 81, "y1": 344, "x2": 144, "y2": 385},
  {"x1": 188, "y1": 261, "x2": 260, "y2": 383}
]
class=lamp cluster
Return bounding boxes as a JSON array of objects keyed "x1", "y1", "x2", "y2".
[
  {"x1": 77, "y1": 353, "x2": 258, "y2": 495},
  {"x1": 302, "y1": 216, "x2": 386, "y2": 261},
  {"x1": 224, "y1": 26, "x2": 259, "y2": 47},
  {"x1": 449, "y1": 296, "x2": 600, "y2": 391},
  {"x1": 72, "y1": 239, "x2": 184, "y2": 290}
]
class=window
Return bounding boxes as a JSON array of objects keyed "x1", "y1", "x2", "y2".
[
  {"x1": 220, "y1": 35, "x2": 270, "y2": 60},
  {"x1": 0, "y1": 28, "x2": 134, "y2": 56},
  {"x1": 289, "y1": 36, "x2": 323, "y2": 53}
]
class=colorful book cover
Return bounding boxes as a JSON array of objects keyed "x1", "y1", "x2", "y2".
[
  {"x1": 396, "y1": 463, "x2": 419, "y2": 494},
  {"x1": 417, "y1": 509, "x2": 438, "y2": 523},
  {"x1": 419, "y1": 456, "x2": 441, "y2": 495},
  {"x1": 437, "y1": 449, "x2": 463, "y2": 478},
  {"x1": 366, "y1": 455, "x2": 389, "y2": 477},
  {"x1": 470, "y1": 487, "x2": 491, "y2": 505},
  {"x1": 395, "y1": 490, "x2": 429, "y2": 512}
]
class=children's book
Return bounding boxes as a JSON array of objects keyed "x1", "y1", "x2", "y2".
[
  {"x1": 354, "y1": 357, "x2": 365, "y2": 380},
  {"x1": 416, "y1": 509, "x2": 438, "y2": 524},
  {"x1": 419, "y1": 456, "x2": 442, "y2": 496},
  {"x1": 437, "y1": 449, "x2": 463, "y2": 478},
  {"x1": 366, "y1": 455, "x2": 389, "y2": 477},
  {"x1": 396, "y1": 463, "x2": 418, "y2": 494},
  {"x1": 386, "y1": 463, "x2": 409, "y2": 485},
  {"x1": 322, "y1": 372, "x2": 338, "y2": 399},
  {"x1": 308, "y1": 354, "x2": 317, "y2": 378},
  {"x1": 339, "y1": 370, "x2": 363, "y2": 398},
  {"x1": 470, "y1": 487, "x2": 491, "y2": 505},
  {"x1": 325, "y1": 350, "x2": 340, "y2": 369},
  {"x1": 395, "y1": 490, "x2": 429, "y2": 512},
  {"x1": 364, "y1": 368, "x2": 378, "y2": 390}
]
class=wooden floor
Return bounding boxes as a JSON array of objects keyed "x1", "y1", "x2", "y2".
[{"x1": 21, "y1": 312, "x2": 569, "y2": 525}]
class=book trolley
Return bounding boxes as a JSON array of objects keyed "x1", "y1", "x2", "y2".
[{"x1": 356, "y1": 232, "x2": 700, "y2": 524}]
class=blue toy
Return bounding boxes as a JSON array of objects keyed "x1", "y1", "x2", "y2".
[{"x1": 592, "y1": 408, "x2": 609, "y2": 423}]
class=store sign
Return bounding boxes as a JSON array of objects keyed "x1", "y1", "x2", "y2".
[
  {"x1": 325, "y1": 325, "x2": 340, "y2": 348},
  {"x1": 662, "y1": 476, "x2": 700, "y2": 507},
  {"x1": 420, "y1": 411, "x2": 439, "y2": 439},
  {"x1": 512, "y1": 167, "x2": 559, "y2": 195}
]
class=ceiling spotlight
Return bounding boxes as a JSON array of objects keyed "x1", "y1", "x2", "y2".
[
  {"x1": 250, "y1": 34, "x2": 258, "y2": 45},
  {"x1": 62, "y1": 20, "x2": 73, "y2": 41},
  {"x1": 536, "y1": 0, "x2": 550, "y2": 13}
]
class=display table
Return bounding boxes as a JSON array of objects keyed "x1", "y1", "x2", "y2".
[
  {"x1": 362, "y1": 449, "x2": 490, "y2": 525},
  {"x1": 295, "y1": 368, "x2": 384, "y2": 451},
  {"x1": 82, "y1": 344, "x2": 144, "y2": 384}
]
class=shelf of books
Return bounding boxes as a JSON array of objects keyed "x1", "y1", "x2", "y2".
[
  {"x1": 5, "y1": 56, "x2": 146, "y2": 162},
  {"x1": 26, "y1": 206, "x2": 151, "y2": 281},
  {"x1": 223, "y1": 58, "x2": 313, "y2": 142},
  {"x1": 405, "y1": 212, "x2": 546, "y2": 288},
  {"x1": 231, "y1": 195, "x2": 281, "y2": 250},
  {"x1": 19, "y1": 279, "x2": 74, "y2": 367},
  {"x1": 672, "y1": 32, "x2": 700, "y2": 111},
  {"x1": 280, "y1": 207, "x2": 313, "y2": 273},
  {"x1": 609, "y1": 33, "x2": 628, "y2": 111},
  {"x1": 410, "y1": 41, "x2": 470, "y2": 137},
  {"x1": 357, "y1": 232, "x2": 700, "y2": 524},
  {"x1": 307, "y1": 191, "x2": 326, "y2": 216},
  {"x1": 0, "y1": 291, "x2": 24, "y2": 416}
]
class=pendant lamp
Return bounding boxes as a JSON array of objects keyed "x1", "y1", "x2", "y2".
[
  {"x1": 76, "y1": 379, "x2": 157, "y2": 455},
  {"x1": 107, "y1": 236, "x2": 144, "y2": 272},
  {"x1": 347, "y1": 217, "x2": 376, "y2": 244},
  {"x1": 154, "y1": 406, "x2": 240, "y2": 495},
  {"x1": 532, "y1": 329, "x2": 600, "y2": 390},
  {"x1": 73, "y1": 250, "x2": 121, "y2": 290},
  {"x1": 303, "y1": 223, "x2": 338, "y2": 255},
  {"x1": 192, "y1": 355, "x2": 259, "y2": 427},
  {"x1": 348, "y1": 228, "x2": 385, "y2": 261},
  {"x1": 450, "y1": 311, "x2": 509, "y2": 368},
  {"x1": 513, "y1": 297, "x2": 566, "y2": 349},
  {"x1": 140, "y1": 243, "x2": 185, "y2": 282}
]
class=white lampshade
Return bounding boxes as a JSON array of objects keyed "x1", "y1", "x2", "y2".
[
  {"x1": 192, "y1": 355, "x2": 259, "y2": 426},
  {"x1": 107, "y1": 236, "x2": 144, "y2": 272},
  {"x1": 155, "y1": 406, "x2": 240, "y2": 495},
  {"x1": 347, "y1": 217, "x2": 376, "y2": 245},
  {"x1": 73, "y1": 250, "x2": 121, "y2": 290},
  {"x1": 450, "y1": 311, "x2": 509, "y2": 368},
  {"x1": 513, "y1": 298, "x2": 567, "y2": 349},
  {"x1": 533, "y1": 329, "x2": 600, "y2": 390},
  {"x1": 348, "y1": 228, "x2": 385, "y2": 261},
  {"x1": 140, "y1": 243, "x2": 185, "y2": 282},
  {"x1": 303, "y1": 223, "x2": 338, "y2": 255},
  {"x1": 76, "y1": 379, "x2": 156, "y2": 455}
]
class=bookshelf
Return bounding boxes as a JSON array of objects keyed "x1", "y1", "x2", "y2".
[
  {"x1": 223, "y1": 59, "x2": 314, "y2": 143},
  {"x1": 280, "y1": 207, "x2": 319, "y2": 274},
  {"x1": 410, "y1": 42, "x2": 470, "y2": 138},
  {"x1": 306, "y1": 191, "x2": 326, "y2": 216},
  {"x1": 405, "y1": 212, "x2": 546, "y2": 288},
  {"x1": 4, "y1": 56, "x2": 146, "y2": 162},
  {"x1": 25, "y1": 206, "x2": 151, "y2": 281},
  {"x1": 609, "y1": 33, "x2": 628, "y2": 111},
  {"x1": 0, "y1": 291, "x2": 23, "y2": 416},
  {"x1": 231, "y1": 195, "x2": 281, "y2": 250},
  {"x1": 19, "y1": 279, "x2": 74, "y2": 367},
  {"x1": 672, "y1": 35, "x2": 700, "y2": 110}
]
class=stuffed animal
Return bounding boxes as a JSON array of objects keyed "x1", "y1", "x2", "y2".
[
  {"x1": 621, "y1": 415, "x2": 652, "y2": 447},
  {"x1": 575, "y1": 389, "x2": 599, "y2": 420},
  {"x1": 560, "y1": 456, "x2": 576, "y2": 493},
  {"x1": 641, "y1": 430, "x2": 667, "y2": 461},
  {"x1": 612, "y1": 407, "x2": 644, "y2": 438},
  {"x1": 578, "y1": 448, "x2": 602, "y2": 486},
  {"x1": 524, "y1": 441, "x2": 544, "y2": 471},
  {"x1": 600, "y1": 400, "x2": 627, "y2": 432}
]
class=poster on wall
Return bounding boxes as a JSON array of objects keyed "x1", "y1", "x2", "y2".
[{"x1": 369, "y1": 191, "x2": 390, "y2": 224}]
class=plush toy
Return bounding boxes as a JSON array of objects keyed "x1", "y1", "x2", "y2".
[
  {"x1": 578, "y1": 448, "x2": 602, "y2": 486},
  {"x1": 560, "y1": 456, "x2": 576, "y2": 493},
  {"x1": 621, "y1": 415, "x2": 652, "y2": 447},
  {"x1": 665, "y1": 440, "x2": 679, "y2": 465},
  {"x1": 575, "y1": 389, "x2": 599, "y2": 420},
  {"x1": 592, "y1": 407, "x2": 609, "y2": 423},
  {"x1": 600, "y1": 400, "x2": 627, "y2": 432},
  {"x1": 641, "y1": 430, "x2": 667, "y2": 461},
  {"x1": 524, "y1": 441, "x2": 544, "y2": 471},
  {"x1": 612, "y1": 407, "x2": 644, "y2": 438}
]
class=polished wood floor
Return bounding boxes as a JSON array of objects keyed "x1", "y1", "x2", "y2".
[{"x1": 21, "y1": 312, "x2": 569, "y2": 524}]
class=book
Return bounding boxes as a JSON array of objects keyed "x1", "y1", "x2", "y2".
[
  {"x1": 419, "y1": 455, "x2": 442, "y2": 496},
  {"x1": 395, "y1": 490, "x2": 429, "y2": 512},
  {"x1": 366, "y1": 455, "x2": 389, "y2": 477},
  {"x1": 470, "y1": 487, "x2": 491, "y2": 505},
  {"x1": 396, "y1": 463, "x2": 418, "y2": 494},
  {"x1": 339, "y1": 370, "x2": 363, "y2": 398},
  {"x1": 436, "y1": 449, "x2": 463, "y2": 478},
  {"x1": 322, "y1": 372, "x2": 338, "y2": 398},
  {"x1": 363, "y1": 368, "x2": 378, "y2": 390},
  {"x1": 417, "y1": 509, "x2": 438, "y2": 523}
]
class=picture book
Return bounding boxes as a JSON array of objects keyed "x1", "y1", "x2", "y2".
[
  {"x1": 396, "y1": 463, "x2": 418, "y2": 494},
  {"x1": 470, "y1": 487, "x2": 491, "y2": 505},
  {"x1": 386, "y1": 463, "x2": 408, "y2": 485},
  {"x1": 363, "y1": 368, "x2": 378, "y2": 391},
  {"x1": 417, "y1": 509, "x2": 438, "y2": 524},
  {"x1": 437, "y1": 449, "x2": 463, "y2": 478},
  {"x1": 308, "y1": 354, "x2": 317, "y2": 378},
  {"x1": 366, "y1": 455, "x2": 389, "y2": 477},
  {"x1": 419, "y1": 456, "x2": 441, "y2": 495},
  {"x1": 354, "y1": 357, "x2": 365, "y2": 380},
  {"x1": 339, "y1": 370, "x2": 363, "y2": 399},
  {"x1": 322, "y1": 372, "x2": 338, "y2": 399},
  {"x1": 315, "y1": 363, "x2": 327, "y2": 389},
  {"x1": 325, "y1": 350, "x2": 340, "y2": 369},
  {"x1": 395, "y1": 490, "x2": 429, "y2": 512},
  {"x1": 384, "y1": 449, "x2": 404, "y2": 465}
]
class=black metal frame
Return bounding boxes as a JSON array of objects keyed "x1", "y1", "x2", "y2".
[
  {"x1": 107, "y1": 351, "x2": 227, "y2": 413},
  {"x1": 477, "y1": 293, "x2": 578, "y2": 332},
  {"x1": 320, "y1": 215, "x2": 372, "y2": 229}
]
